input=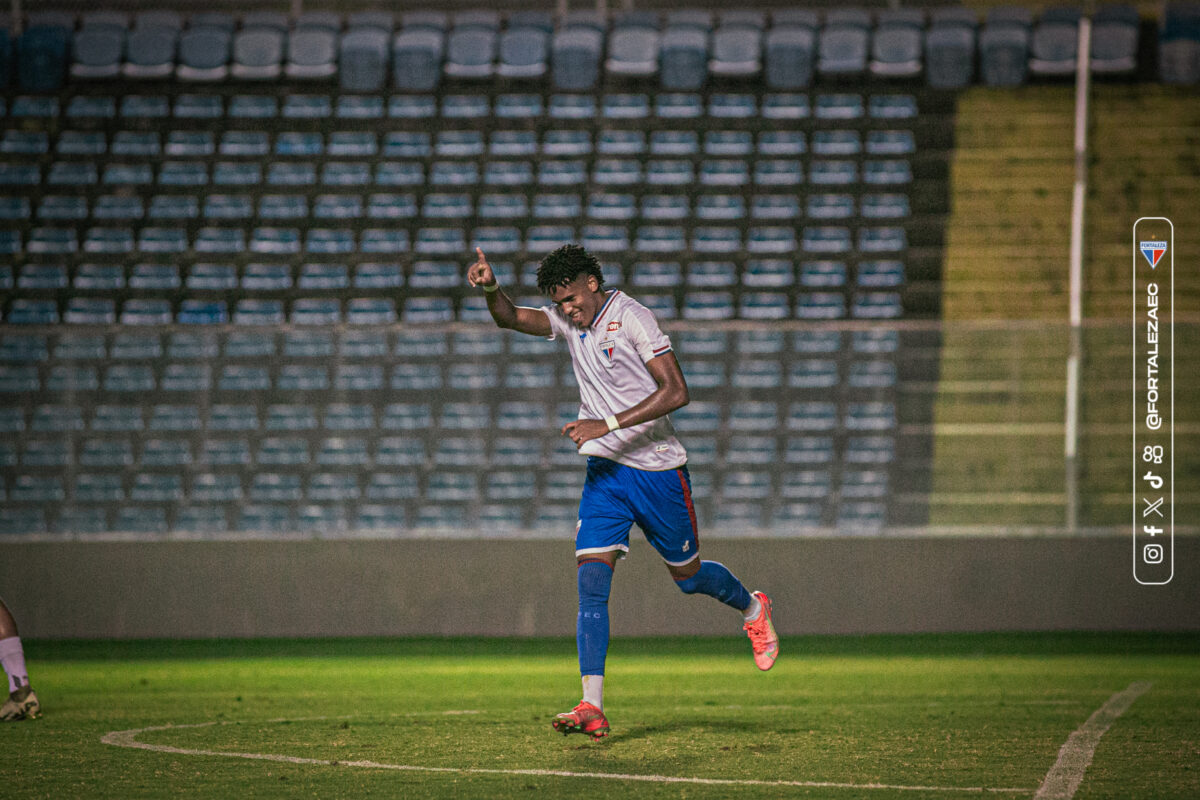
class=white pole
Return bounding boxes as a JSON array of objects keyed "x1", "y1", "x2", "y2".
[{"x1": 1066, "y1": 18, "x2": 1092, "y2": 532}]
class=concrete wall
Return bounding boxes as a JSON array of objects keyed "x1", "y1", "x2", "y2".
[{"x1": 1, "y1": 536, "x2": 1195, "y2": 639}]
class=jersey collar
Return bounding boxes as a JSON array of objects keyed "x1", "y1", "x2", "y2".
[{"x1": 590, "y1": 290, "x2": 619, "y2": 330}]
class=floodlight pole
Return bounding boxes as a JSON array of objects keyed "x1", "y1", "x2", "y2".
[{"x1": 1066, "y1": 17, "x2": 1092, "y2": 534}]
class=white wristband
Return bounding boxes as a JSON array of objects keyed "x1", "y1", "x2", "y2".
[
  {"x1": 482, "y1": 283, "x2": 500, "y2": 293},
  {"x1": 604, "y1": 415, "x2": 620, "y2": 432}
]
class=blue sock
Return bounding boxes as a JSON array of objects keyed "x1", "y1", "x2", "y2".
[
  {"x1": 576, "y1": 560, "x2": 613, "y2": 676},
  {"x1": 674, "y1": 560, "x2": 751, "y2": 612}
]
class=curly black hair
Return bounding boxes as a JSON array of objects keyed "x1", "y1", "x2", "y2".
[{"x1": 535, "y1": 244, "x2": 605, "y2": 295}]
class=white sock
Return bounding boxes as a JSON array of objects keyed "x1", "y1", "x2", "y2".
[
  {"x1": 582, "y1": 674, "x2": 604, "y2": 710},
  {"x1": 742, "y1": 594, "x2": 762, "y2": 623},
  {"x1": 0, "y1": 636, "x2": 28, "y2": 693}
]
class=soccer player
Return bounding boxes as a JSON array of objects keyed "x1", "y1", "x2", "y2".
[
  {"x1": 467, "y1": 244, "x2": 778, "y2": 740},
  {"x1": 0, "y1": 598, "x2": 39, "y2": 721}
]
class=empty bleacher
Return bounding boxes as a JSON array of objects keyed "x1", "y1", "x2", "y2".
[{"x1": 2, "y1": 4, "x2": 1188, "y2": 538}]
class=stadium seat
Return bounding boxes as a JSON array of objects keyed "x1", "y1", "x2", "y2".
[
  {"x1": 641, "y1": 194, "x2": 689, "y2": 220},
  {"x1": 819, "y1": 9, "x2": 871, "y2": 76},
  {"x1": 871, "y1": 9, "x2": 925, "y2": 77},
  {"x1": 339, "y1": 16, "x2": 391, "y2": 91},
  {"x1": 1029, "y1": 7, "x2": 1081, "y2": 76},
  {"x1": 445, "y1": 12, "x2": 499, "y2": 78},
  {"x1": 710, "y1": 11, "x2": 765, "y2": 77},
  {"x1": 980, "y1": 6, "x2": 1033, "y2": 86},
  {"x1": 499, "y1": 11, "x2": 552, "y2": 78},
  {"x1": 796, "y1": 292, "x2": 847, "y2": 319},
  {"x1": 743, "y1": 258, "x2": 795, "y2": 287},
  {"x1": 814, "y1": 93, "x2": 864, "y2": 119},
  {"x1": 654, "y1": 92, "x2": 703, "y2": 118},
  {"x1": 863, "y1": 160, "x2": 913, "y2": 185},
  {"x1": 765, "y1": 10, "x2": 818, "y2": 88},
  {"x1": 548, "y1": 93, "x2": 596, "y2": 119},
  {"x1": 552, "y1": 11, "x2": 604, "y2": 90},
  {"x1": 309, "y1": 473, "x2": 361, "y2": 501},
  {"x1": 858, "y1": 226, "x2": 908, "y2": 252},
  {"x1": 926, "y1": 7, "x2": 978, "y2": 87},
  {"x1": 19, "y1": 13, "x2": 71, "y2": 91},
  {"x1": 286, "y1": 12, "x2": 339, "y2": 79},
  {"x1": 607, "y1": 11, "x2": 660, "y2": 77},
  {"x1": 801, "y1": 260, "x2": 848, "y2": 287},
  {"x1": 866, "y1": 130, "x2": 916, "y2": 155},
  {"x1": 72, "y1": 12, "x2": 128, "y2": 79},
  {"x1": 1091, "y1": 5, "x2": 1139, "y2": 75},
  {"x1": 232, "y1": 13, "x2": 287, "y2": 79},
  {"x1": 393, "y1": 15, "x2": 445, "y2": 90},
  {"x1": 178, "y1": 14, "x2": 234, "y2": 81},
  {"x1": 661, "y1": 12, "x2": 711, "y2": 90},
  {"x1": 124, "y1": 12, "x2": 182, "y2": 78}
]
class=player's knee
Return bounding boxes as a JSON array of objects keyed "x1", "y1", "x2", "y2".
[{"x1": 674, "y1": 572, "x2": 705, "y2": 594}]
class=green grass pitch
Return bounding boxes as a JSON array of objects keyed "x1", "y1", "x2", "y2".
[{"x1": 2, "y1": 634, "x2": 1197, "y2": 799}]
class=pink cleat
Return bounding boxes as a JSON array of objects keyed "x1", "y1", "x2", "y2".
[
  {"x1": 551, "y1": 701, "x2": 610, "y2": 741},
  {"x1": 743, "y1": 591, "x2": 779, "y2": 671}
]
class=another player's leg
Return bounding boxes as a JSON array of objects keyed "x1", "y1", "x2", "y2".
[
  {"x1": 553, "y1": 554, "x2": 614, "y2": 741},
  {"x1": 0, "y1": 600, "x2": 39, "y2": 721}
]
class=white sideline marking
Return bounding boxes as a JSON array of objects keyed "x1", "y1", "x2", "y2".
[
  {"x1": 102, "y1": 716, "x2": 1032, "y2": 795},
  {"x1": 1034, "y1": 681, "x2": 1152, "y2": 800}
]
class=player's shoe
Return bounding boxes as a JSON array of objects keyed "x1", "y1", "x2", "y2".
[
  {"x1": 743, "y1": 591, "x2": 779, "y2": 671},
  {"x1": 0, "y1": 686, "x2": 40, "y2": 721},
  {"x1": 551, "y1": 701, "x2": 610, "y2": 741}
]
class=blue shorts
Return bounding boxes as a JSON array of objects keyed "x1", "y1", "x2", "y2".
[{"x1": 575, "y1": 456, "x2": 700, "y2": 566}]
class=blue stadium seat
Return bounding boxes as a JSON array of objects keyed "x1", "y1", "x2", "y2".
[
  {"x1": 178, "y1": 14, "x2": 234, "y2": 81},
  {"x1": 552, "y1": 11, "x2": 604, "y2": 90},
  {"x1": 499, "y1": 11, "x2": 552, "y2": 78},
  {"x1": 757, "y1": 131, "x2": 806, "y2": 156},
  {"x1": 111, "y1": 131, "x2": 160, "y2": 157},
  {"x1": 71, "y1": 12, "x2": 127, "y2": 80},
  {"x1": 445, "y1": 12, "x2": 498, "y2": 78},
  {"x1": 765, "y1": 10, "x2": 819, "y2": 88},
  {"x1": 782, "y1": 470, "x2": 832, "y2": 500},
  {"x1": 1092, "y1": 4, "x2": 1139, "y2": 75},
  {"x1": 19, "y1": 13, "x2": 72, "y2": 91},
  {"x1": 307, "y1": 472, "x2": 362, "y2": 502},
  {"x1": 295, "y1": 504, "x2": 347, "y2": 533},
  {"x1": 124, "y1": 13, "x2": 181, "y2": 79},
  {"x1": 852, "y1": 291, "x2": 904, "y2": 319},
  {"x1": 742, "y1": 258, "x2": 794, "y2": 287},
  {"x1": 282, "y1": 331, "x2": 335, "y2": 359},
  {"x1": 710, "y1": 11, "x2": 765, "y2": 77},
  {"x1": 1029, "y1": 6, "x2": 1081, "y2": 76},
  {"x1": 754, "y1": 159, "x2": 803, "y2": 187},
  {"x1": 700, "y1": 159, "x2": 749, "y2": 187},
  {"x1": 548, "y1": 93, "x2": 596, "y2": 119},
  {"x1": 286, "y1": 13, "x2": 339, "y2": 80},
  {"x1": 709, "y1": 93, "x2": 757, "y2": 118},
  {"x1": 661, "y1": 11, "x2": 710, "y2": 90},
  {"x1": 846, "y1": 436, "x2": 896, "y2": 465},
  {"x1": 869, "y1": 94, "x2": 918, "y2": 119},
  {"x1": 813, "y1": 129, "x2": 862, "y2": 155},
  {"x1": 173, "y1": 94, "x2": 223, "y2": 119},
  {"x1": 232, "y1": 12, "x2": 287, "y2": 80},
  {"x1": 339, "y1": 14, "x2": 391, "y2": 91},
  {"x1": 686, "y1": 261, "x2": 736, "y2": 287},
  {"x1": 980, "y1": 6, "x2": 1033, "y2": 86},
  {"x1": 750, "y1": 195, "x2": 799, "y2": 221},
  {"x1": 92, "y1": 403, "x2": 145, "y2": 431},
  {"x1": 109, "y1": 332, "x2": 161, "y2": 360},
  {"x1": 401, "y1": 297, "x2": 454, "y2": 325},
  {"x1": 926, "y1": 8, "x2": 977, "y2": 88},
  {"x1": 442, "y1": 93, "x2": 489, "y2": 118},
  {"x1": 74, "y1": 474, "x2": 125, "y2": 502},
  {"x1": 602, "y1": 93, "x2": 650, "y2": 119},
  {"x1": 607, "y1": 11, "x2": 660, "y2": 78},
  {"x1": 819, "y1": 9, "x2": 871, "y2": 76},
  {"x1": 38, "y1": 195, "x2": 85, "y2": 221},
  {"x1": 796, "y1": 292, "x2": 847, "y2": 320},
  {"x1": 682, "y1": 291, "x2": 735, "y2": 320},
  {"x1": 375, "y1": 437, "x2": 427, "y2": 467},
  {"x1": 655, "y1": 93, "x2": 703, "y2": 118},
  {"x1": 641, "y1": 194, "x2": 689, "y2": 221},
  {"x1": 858, "y1": 226, "x2": 908, "y2": 253},
  {"x1": 871, "y1": 9, "x2": 925, "y2": 78},
  {"x1": 1, "y1": 130, "x2": 46, "y2": 154},
  {"x1": 837, "y1": 502, "x2": 887, "y2": 529},
  {"x1": 800, "y1": 260, "x2": 848, "y2": 288},
  {"x1": 10, "y1": 95, "x2": 59, "y2": 117},
  {"x1": 867, "y1": 130, "x2": 916, "y2": 156}
]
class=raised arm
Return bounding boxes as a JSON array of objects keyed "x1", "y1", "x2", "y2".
[
  {"x1": 467, "y1": 248, "x2": 552, "y2": 337},
  {"x1": 562, "y1": 352, "x2": 690, "y2": 448}
]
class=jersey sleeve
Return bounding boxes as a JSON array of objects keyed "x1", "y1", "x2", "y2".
[
  {"x1": 539, "y1": 303, "x2": 568, "y2": 341},
  {"x1": 625, "y1": 303, "x2": 673, "y2": 363}
]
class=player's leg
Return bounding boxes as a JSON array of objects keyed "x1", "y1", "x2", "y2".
[
  {"x1": 0, "y1": 599, "x2": 39, "y2": 721},
  {"x1": 554, "y1": 459, "x2": 628, "y2": 739},
  {"x1": 633, "y1": 467, "x2": 780, "y2": 670}
]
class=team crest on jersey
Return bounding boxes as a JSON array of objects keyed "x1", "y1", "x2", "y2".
[
  {"x1": 1140, "y1": 240, "x2": 1167, "y2": 269},
  {"x1": 599, "y1": 339, "x2": 616, "y2": 366}
]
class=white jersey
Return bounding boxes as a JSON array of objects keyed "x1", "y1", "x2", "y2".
[{"x1": 540, "y1": 290, "x2": 688, "y2": 471}]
